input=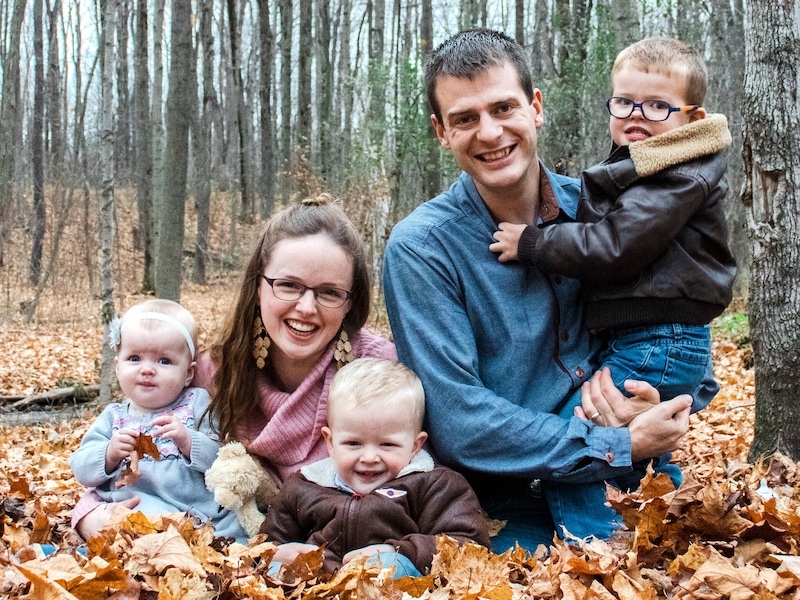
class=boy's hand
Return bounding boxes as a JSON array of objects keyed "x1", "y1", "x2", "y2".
[
  {"x1": 489, "y1": 222, "x2": 526, "y2": 262},
  {"x1": 106, "y1": 428, "x2": 139, "y2": 473},
  {"x1": 151, "y1": 415, "x2": 192, "y2": 456},
  {"x1": 343, "y1": 544, "x2": 395, "y2": 564},
  {"x1": 273, "y1": 542, "x2": 319, "y2": 564}
]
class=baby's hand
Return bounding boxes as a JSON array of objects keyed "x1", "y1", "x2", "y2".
[
  {"x1": 489, "y1": 222, "x2": 526, "y2": 262},
  {"x1": 343, "y1": 544, "x2": 395, "y2": 564},
  {"x1": 273, "y1": 542, "x2": 319, "y2": 564},
  {"x1": 151, "y1": 415, "x2": 192, "y2": 456},
  {"x1": 106, "y1": 428, "x2": 139, "y2": 472}
]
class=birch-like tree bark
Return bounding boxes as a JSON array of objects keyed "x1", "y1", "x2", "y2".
[
  {"x1": 258, "y1": 0, "x2": 276, "y2": 217},
  {"x1": 99, "y1": 0, "x2": 118, "y2": 403},
  {"x1": 134, "y1": 0, "x2": 153, "y2": 291},
  {"x1": 744, "y1": 0, "x2": 800, "y2": 462}
]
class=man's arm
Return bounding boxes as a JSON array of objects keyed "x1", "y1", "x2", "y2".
[{"x1": 383, "y1": 234, "x2": 632, "y2": 485}]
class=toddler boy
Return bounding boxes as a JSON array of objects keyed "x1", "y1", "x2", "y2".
[{"x1": 261, "y1": 358, "x2": 490, "y2": 576}]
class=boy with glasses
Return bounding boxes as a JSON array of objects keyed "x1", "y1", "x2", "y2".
[{"x1": 490, "y1": 37, "x2": 736, "y2": 537}]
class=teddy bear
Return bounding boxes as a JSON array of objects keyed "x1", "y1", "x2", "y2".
[{"x1": 205, "y1": 441, "x2": 280, "y2": 538}]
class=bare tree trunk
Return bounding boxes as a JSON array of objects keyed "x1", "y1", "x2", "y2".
[
  {"x1": 297, "y1": 0, "x2": 313, "y2": 161},
  {"x1": 279, "y1": 0, "x2": 293, "y2": 177},
  {"x1": 336, "y1": 0, "x2": 352, "y2": 177},
  {"x1": 367, "y1": 0, "x2": 386, "y2": 148},
  {"x1": 45, "y1": 0, "x2": 63, "y2": 181},
  {"x1": 744, "y1": 0, "x2": 800, "y2": 462},
  {"x1": 227, "y1": 0, "x2": 253, "y2": 220},
  {"x1": 0, "y1": 0, "x2": 27, "y2": 266},
  {"x1": 99, "y1": 0, "x2": 118, "y2": 404},
  {"x1": 515, "y1": 0, "x2": 524, "y2": 46},
  {"x1": 609, "y1": 0, "x2": 640, "y2": 53},
  {"x1": 155, "y1": 0, "x2": 193, "y2": 301},
  {"x1": 192, "y1": 0, "x2": 214, "y2": 283},
  {"x1": 419, "y1": 0, "x2": 439, "y2": 201},
  {"x1": 531, "y1": 0, "x2": 553, "y2": 80},
  {"x1": 115, "y1": 0, "x2": 131, "y2": 182},
  {"x1": 315, "y1": 0, "x2": 332, "y2": 179},
  {"x1": 151, "y1": 0, "x2": 165, "y2": 275},
  {"x1": 134, "y1": 0, "x2": 153, "y2": 292},
  {"x1": 30, "y1": 0, "x2": 46, "y2": 286},
  {"x1": 258, "y1": 0, "x2": 276, "y2": 217}
]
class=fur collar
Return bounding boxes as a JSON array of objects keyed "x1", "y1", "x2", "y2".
[
  {"x1": 629, "y1": 113, "x2": 732, "y2": 177},
  {"x1": 300, "y1": 449, "x2": 435, "y2": 489}
]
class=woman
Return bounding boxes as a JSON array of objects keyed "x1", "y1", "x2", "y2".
[
  {"x1": 72, "y1": 193, "x2": 395, "y2": 540},
  {"x1": 196, "y1": 192, "x2": 396, "y2": 484}
]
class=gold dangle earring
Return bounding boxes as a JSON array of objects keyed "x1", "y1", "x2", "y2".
[
  {"x1": 253, "y1": 314, "x2": 271, "y2": 369},
  {"x1": 334, "y1": 329, "x2": 354, "y2": 369}
]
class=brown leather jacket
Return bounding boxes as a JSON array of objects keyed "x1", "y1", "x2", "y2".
[
  {"x1": 518, "y1": 114, "x2": 736, "y2": 332},
  {"x1": 260, "y1": 450, "x2": 490, "y2": 573}
]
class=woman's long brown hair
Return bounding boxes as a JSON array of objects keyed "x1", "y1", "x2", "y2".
[{"x1": 206, "y1": 193, "x2": 371, "y2": 442}]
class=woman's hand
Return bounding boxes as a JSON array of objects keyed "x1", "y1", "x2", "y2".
[
  {"x1": 576, "y1": 368, "x2": 659, "y2": 427},
  {"x1": 151, "y1": 414, "x2": 192, "y2": 457},
  {"x1": 106, "y1": 428, "x2": 139, "y2": 472},
  {"x1": 272, "y1": 542, "x2": 319, "y2": 564},
  {"x1": 343, "y1": 544, "x2": 395, "y2": 564}
]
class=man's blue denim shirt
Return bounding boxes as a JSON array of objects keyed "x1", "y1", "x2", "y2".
[{"x1": 383, "y1": 167, "x2": 633, "y2": 484}]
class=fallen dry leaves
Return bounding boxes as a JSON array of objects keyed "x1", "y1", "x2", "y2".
[{"x1": 3, "y1": 311, "x2": 800, "y2": 598}]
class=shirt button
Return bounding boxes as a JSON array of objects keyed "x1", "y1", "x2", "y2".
[
  {"x1": 561, "y1": 330, "x2": 570, "y2": 342},
  {"x1": 605, "y1": 452, "x2": 615, "y2": 463},
  {"x1": 575, "y1": 367, "x2": 585, "y2": 378}
]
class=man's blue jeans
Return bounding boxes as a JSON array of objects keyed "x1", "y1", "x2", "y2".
[{"x1": 546, "y1": 323, "x2": 716, "y2": 541}]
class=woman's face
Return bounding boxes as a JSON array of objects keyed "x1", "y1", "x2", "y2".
[{"x1": 259, "y1": 234, "x2": 354, "y2": 379}]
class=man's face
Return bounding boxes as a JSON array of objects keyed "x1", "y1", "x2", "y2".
[{"x1": 431, "y1": 62, "x2": 544, "y2": 200}]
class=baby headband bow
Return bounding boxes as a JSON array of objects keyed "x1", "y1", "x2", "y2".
[{"x1": 108, "y1": 312, "x2": 196, "y2": 358}]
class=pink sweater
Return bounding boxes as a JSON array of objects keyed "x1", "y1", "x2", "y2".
[{"x1": 194, "y1": 328, "x2": 396, "y2": 484}]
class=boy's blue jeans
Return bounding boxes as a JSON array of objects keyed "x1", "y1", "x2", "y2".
[{"x1": 546, "y1": 323, "x2": 716, "y2": 541}]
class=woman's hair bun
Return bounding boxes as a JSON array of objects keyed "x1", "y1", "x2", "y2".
[{"x1": 300, "y1": 192, "x2": 335, "y2": 207}]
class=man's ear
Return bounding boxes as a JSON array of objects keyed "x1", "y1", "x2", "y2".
[
  {"x1": 531, "y1": 88, "x2": 545, "y2": 128},
  {"x1": 689, "y1": 106, "x2": 706, "y2": 122},
  {"x1": 431, "y1": 114, "x2": 450, "y2": 148}
]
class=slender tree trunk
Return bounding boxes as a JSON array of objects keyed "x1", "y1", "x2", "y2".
[
  {"x1": 315, "y1": 0, "x2": 332, "y2": 179},
  {"x1": 30, "y1": 0, "x2": 46, "y2": 286},
  {"x1": 368, "y1": 0, "x2": 386, "y2": 148},
  {"x1": 258, "y1": 0, "x2": 276, "y2": 217},
  {"x1": 99, "y1": 0, "x2": 118, "y2": 403},
  {"x1": 155, "y1": 0, "x2": 193, "y2": 301},
  {"x1": 337, "y1": 0, "x2": 352, "y2": 177},
  {"x1": 192, "y1": 0, "x2": 214, "y2": 283},
  {"x1": 134, "y1": 0, "x2": 153, "y2": 291},
  {"x1": 297, "y1": 0, "x2": 313, "y2": 160},
  {"x1": 744, "y1": 0, "x2": 800, "y2": 462},
  {"x1": 115, "y1": 0, "x2": 131, "y2": 183},
  {"x1": 151, "y1": 0, "x2": 165, "y2": 275},
  {"x1": 0, "y1": 0, "x2": 27, "y2": 266},
  {"x1": 609, "y1": 0, "x2": 639, "y2": 53},
  {"x1": 279, "y1": 0, "x2": 293, "y2": 175},
  {"x1": 515, "y1": 0, "x2": 524, "y2": 46},
  {"x1": 227, "y1": 0, "x2": 252, "y2": 220},
  {"x1": 45, "y1": 0, "x2": 63, "y2": 182},
  {"x1": 420, "y1": 0, "x2": 439, "y2": 200}
]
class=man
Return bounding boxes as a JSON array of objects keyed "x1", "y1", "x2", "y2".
[{"x1": 382, "y1": 28, "x2": 693, "y2": 550}]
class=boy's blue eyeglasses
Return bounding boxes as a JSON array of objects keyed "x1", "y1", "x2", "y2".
[{"x1": 606, "y1": 96, "x2": 700, "y2": 122}]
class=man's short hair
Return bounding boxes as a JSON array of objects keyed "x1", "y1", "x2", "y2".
[
  {"x1": 424, "y1": 28, "x2": 534, "y2": 123},
  {"x1": 328, "y1": 358, "x2": 426, "y2": 432},
  {"x1": 613, "y1": 37, "x2": 708, "y2": 105}
]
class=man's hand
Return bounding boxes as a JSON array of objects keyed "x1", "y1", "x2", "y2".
[
  {"x1": 577, "y1": 368, "x2": 659, "y2": 427},
  {"x1": 489, "y1": 222, "x2": 527, "y2": 262},
  {"x1": 628, "y1": 395, "x2": 692, "y2": 462}
]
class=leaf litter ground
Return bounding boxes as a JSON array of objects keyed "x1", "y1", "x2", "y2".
[{"x1": 2, "y1": 283, "x2": 799, "y2": 597}]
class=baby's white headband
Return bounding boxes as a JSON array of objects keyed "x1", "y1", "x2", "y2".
[{"x1": 108, "y1": 312, "x2": 196, "y2": 358}]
